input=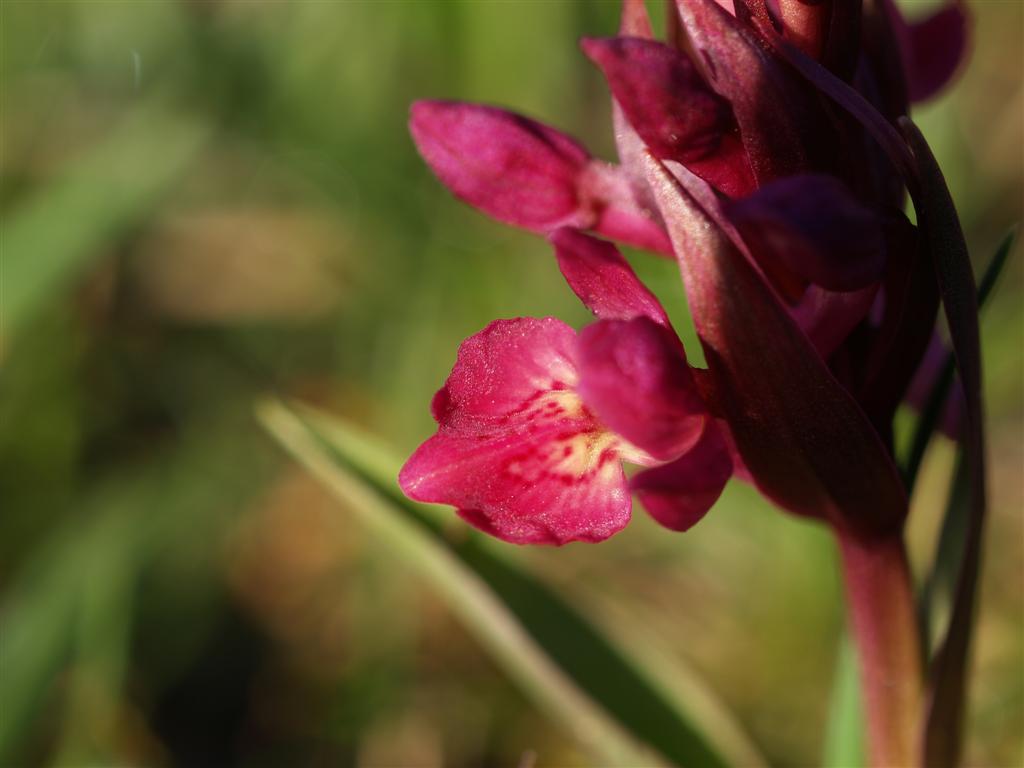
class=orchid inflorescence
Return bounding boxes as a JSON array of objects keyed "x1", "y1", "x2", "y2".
[
  {"x1": 398, "y1": 0, "x2": 990, "y2": 764},
  {"x1": 400, "y1": 0, "x2": 969, "y2": 548}
]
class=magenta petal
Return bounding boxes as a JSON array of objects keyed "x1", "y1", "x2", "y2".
[
  {"x1": 891, "y1": 0, "x2": 970, "y2": 103},
  {"x1": 728, "y1": 174, "x2": 887, "y2": 293},
  {"x1": 402, "y1": 429, "x2": 632, "y2": 545},
  {"x1": 577, "y1": 318, "x2": 706, "y2": 462},
  {"x1": 409, "y1": 101, "x2": 591, "y2": 233},
  {"x1": 429, "y1": 317, "x2": 580, "y2": 427},
  {"x1": 576, "y1": 163, "x2": 674, "y2": 255},
  {"x1": 410, "y1": 101, "x2": 668, "y2": 252},
  {"x1": 399, "y1": 317, "x2": 636, "y2": 545},
  {"x1": 551, "y1": 228, "x2": 672, "y2": 327},
  {"x1": 591, "y1": 200, "x2": 675, "y2": 255},
  {"x1": 644, "y1": 156, "x2": 907, "y2": 536},
  {"x1": 581, "y1": 37, "x2": 731, "y2": 165},
  {"x1": 631, "y1": 419, "x2": 732, "y2": 532}
]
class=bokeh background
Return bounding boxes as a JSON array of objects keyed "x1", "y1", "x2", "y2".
[{"x1": 1, "y1": 1, "x2": 1021, "y2": 766}]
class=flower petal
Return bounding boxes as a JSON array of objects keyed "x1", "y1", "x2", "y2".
[
  {"x1": 581, "y1": 37, "x2": 729, "y2": 166},
  {"x1": 593, "y1": 0, "x2": 704, "y2": 250},
  {"x1": 400, "y1": 317, "x2": 637, "y2": 545},
  {"x1": 551, "y1": 228, "x2": 672, "y2": 327},
  {"x1": 645, "y1": 155, "x2": 907, "y2": 536},
  {"x1": 410, "y1": 100, "x2": 672, "y2": 254},
  {"x1": 577, "y1": 317, "x2": 707, "y2": 462},
  {"x1": 631, "y1": 419, "x2": 733, "y2": 531},
  {"x1": 727, "y1": 174, "x2": 887, "y2": 294},
  {"x1": 889, "y1": 0, "x2": 969, "y2": 103},
  {"x1": 402, "y1": 428, "x2": 632, "y2": 545},
  {"x1": 427, "y1": 317, "x2": 580, "y2": 430},
  {"x1": 409, "y1": 101, "x2": 591, "y2": 233},
  {"x1": 577, "y1": 163, "x2": 675, "y2": 254}
]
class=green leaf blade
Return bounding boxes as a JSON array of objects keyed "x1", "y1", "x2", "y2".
[{"x1": 822, "y1": 633, "x2": 864, "y2": 768}]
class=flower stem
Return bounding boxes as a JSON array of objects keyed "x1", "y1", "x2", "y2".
[{"x1": 837, "y1": 530, "x2": 924, "y2": 767}]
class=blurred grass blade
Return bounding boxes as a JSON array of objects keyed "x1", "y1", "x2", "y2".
[
  {"x1": 585, "y1": 598, "x2": 769, "y2": 768},
  {"x1": 258, "y1": 399, "x2": 768, "y2": 768},
  {"x1": 822, "y1": 633, "x2": 864, "y2": 768},
  {"x1": 0, "y1": 507, "x2": 139, "y2": 765},
  {"x1": 0, "y1": 431, "x2": 270, "y2": 765},
  {"x1": 918, "y1": 453, "x2": 970, "y2": 659},
  {"x1": 49, "y1": 508, "x2": 139, "y2": 767},
  {"x1": 2, "y1": 103, "x2": 209, "y2": 345},
  {"x1": 0, "y1": 531, "x2": 83, "y2": 763},
  {"x1": 903, "y1": 228, "x2": 1017, "y2": 493}
]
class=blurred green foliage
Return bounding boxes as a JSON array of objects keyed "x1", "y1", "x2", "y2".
[{"x1": 1, "y1": 1, "x2": 1020, "y2": 766}]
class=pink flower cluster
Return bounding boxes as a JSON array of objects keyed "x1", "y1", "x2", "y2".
[{"x1": 400, "y1": 0, "x2": 969, "y2": 545}]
